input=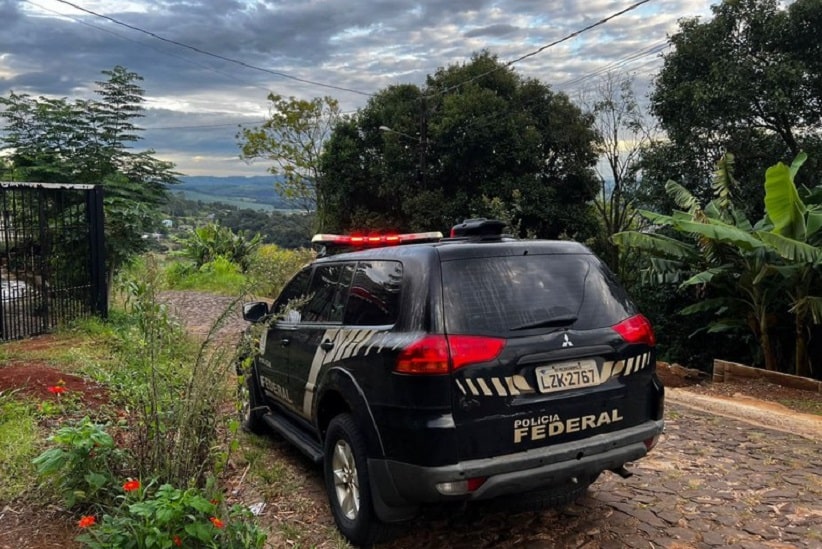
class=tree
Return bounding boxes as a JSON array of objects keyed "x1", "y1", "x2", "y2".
[
  {"x1": 0, "y1": 66, "x2": 179, "y2": 283},
  {"x1": 581, "y1": 72, "x2": 653, "y2": 275},
  {"x1": 320, "y1": 51, "x2": 600, "y2": 237},
  {"x1": 644, "y1": 0, "x2": 822, "y2": 219},
  {"x1": 238, "y1": 95, "x2": 342, "y2": 230},
  {"x1": 615, "y1": 153, "x2": 822, "y2": 377},
  {"x1": 755, "y1": 153, "x2": 822, "y2": 377}
]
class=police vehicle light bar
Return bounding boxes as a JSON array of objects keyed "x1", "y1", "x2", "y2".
[{"x1": 312, "y1": 232, "x2": 443, "y2": 247}]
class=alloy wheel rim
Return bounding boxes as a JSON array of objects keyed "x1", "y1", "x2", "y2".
[
  {"x1": 331, "y1": 439, "x2": 360, "y2": 520},
  {"x1": 239, "y1": 381, "x2": 251, "y2": 423}
]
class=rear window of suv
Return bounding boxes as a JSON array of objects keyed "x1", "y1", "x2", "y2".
[{"x1": 441, "y1": 254, "x2": 635, "y2": 334}]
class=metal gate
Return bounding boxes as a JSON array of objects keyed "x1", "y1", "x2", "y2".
[{"x1": 1, "y1": 182, "x2": 107, "y2": 340}]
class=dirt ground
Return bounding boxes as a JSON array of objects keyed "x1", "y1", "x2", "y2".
[{"x1": 1, "y1": 337, "x2": 821, "y2": 548}]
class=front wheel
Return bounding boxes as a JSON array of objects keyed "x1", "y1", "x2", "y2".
[{"x1": 323, "y1": 414, "x2": 386, "y2": 547}]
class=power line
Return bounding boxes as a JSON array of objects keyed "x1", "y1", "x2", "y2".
[
  {"x1": 22, "y1": 0, "x2": 275, "y2": 96},
  {"x1": 431, "y1": 0, "x2": 655, "y2": 98},
  {"x1": 51, "y1": 0, "x2": 374, "y2": 97},
  {"x1": 554, "y1": 41, "x2": 668, "y2": 91}
]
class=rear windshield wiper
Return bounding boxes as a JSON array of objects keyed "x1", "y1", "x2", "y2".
[{"x1": 510, "y1": 315, "x2": 578, "y2": 332}]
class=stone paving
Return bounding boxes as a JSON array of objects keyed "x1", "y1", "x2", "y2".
[
  {"x1": 378, "y1": 403, "x2": 822, "y2": 548},
  {"x1": 161, "y1": 291, "x2": 822, "y2": 549}
]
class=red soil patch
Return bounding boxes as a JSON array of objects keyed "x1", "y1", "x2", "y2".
[{"x1": 0, "y1": 362, "x2": 109, "y2": 410}]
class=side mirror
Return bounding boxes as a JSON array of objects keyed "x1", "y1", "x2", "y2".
[{"x1": 242, "y1": 301, "x2": 269, "y2": 323}]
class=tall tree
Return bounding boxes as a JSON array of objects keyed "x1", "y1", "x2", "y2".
[
  {"x1": 581, "y1": 72, "x2": 653, "y2": 275},
  {"x1": 0, "y1": 66, "x2": 178, "y2": 282},
  {"x1": 320, "y1": 51, "x2": 600, "y2": 237},
  {"x1": 644, "y1": 0, "x2": 822, "y2": 219},
  {"x1": 238, "y1": 95, "x2": 342, "y2": 230}
]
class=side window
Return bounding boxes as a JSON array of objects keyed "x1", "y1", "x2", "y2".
[
  {"x1": 343, "y1": 261, "x2": 403, "y2": 326},
  {"x1": 301, "y1": 263, "x2": 353, "y2": 324},
  {"x1": 272, "y1": 267, "x2": 312, "y2": 322}
]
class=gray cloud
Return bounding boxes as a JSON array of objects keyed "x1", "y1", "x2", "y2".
[{"x1": 0, "y1": 0, "x2": 713, "y2": 175}]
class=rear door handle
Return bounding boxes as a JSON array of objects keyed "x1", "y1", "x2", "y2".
[
  {"x1": 280, "y1": 337, "x2": 290, "y2": 346},
  {"x1": 321, "y1": 339, "x2": 335, "y2": 351}
]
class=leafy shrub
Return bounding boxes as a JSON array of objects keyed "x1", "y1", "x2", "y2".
[
  {"x1": 177, "y1": 223, "x2": 261, "y2": 273},
  {"x1": 246, "y1": 244, "x2": 315, "y2": 298},
  {"x1": 32, "y1": 417, "x2": 127, "y2": 509},
  {"x1": 76, "y1": 480, "x2": 266, "y2": 549}
]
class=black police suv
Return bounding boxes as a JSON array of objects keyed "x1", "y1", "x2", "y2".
[{"x1": 237, "y1": 219, "x2": 664, "y2": 546}]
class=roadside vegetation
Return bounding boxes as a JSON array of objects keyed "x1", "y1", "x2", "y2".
[
  {"x1": 1, "y1": 0, "x2": 822, "y2": 544},
  {"x1": 0, "y1": 235, "x2": 318, "y2": 547}
]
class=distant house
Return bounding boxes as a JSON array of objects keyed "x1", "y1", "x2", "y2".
[{"x1": 162, "y1": 219, "x2": 173, "y2": 228}]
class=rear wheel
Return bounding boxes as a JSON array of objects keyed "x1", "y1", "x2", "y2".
[
  {"x1": 238, "y1": 367, "x2": 266, "y2": 434},
  {"x1": 323, "y1": 414, "x2": 386, "y2": 547}
]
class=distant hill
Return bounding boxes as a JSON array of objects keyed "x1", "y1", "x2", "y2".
[{"x1": 175, "y1": 175, "x2": 295, "y2": 211}]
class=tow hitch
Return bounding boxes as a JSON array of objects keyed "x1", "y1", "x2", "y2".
[{"x1": 611, "y1": 465, "x2": 633, "y2": 479}]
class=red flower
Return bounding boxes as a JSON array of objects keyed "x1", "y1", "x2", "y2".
[
  {"x1": 78, "y1": 515, "x2": 96, "y2": 528},
  {"x1": 209, "y1": 516, "x2": 225, "y2": 529},
  {"x1": 123, "y1": 479, "x2": 141, "y2": 492},
  {"x1": 47, "y1": 386, "x2": 66, "y2": 395},
  {"x1": 210, "y1": 498, "x2": 220, "y2": 505},
  {"x1": 173, "y1": 535, "x2": 182, "y2": 547}
]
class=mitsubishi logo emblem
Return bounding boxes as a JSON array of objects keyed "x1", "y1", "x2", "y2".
[{"x1": 562, "y1": 334, "x2": 574, "y2": 348}]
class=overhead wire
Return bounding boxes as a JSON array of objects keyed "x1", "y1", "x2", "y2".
[
  {"x1": 22, "y1": 0, "x2": 276, "y2": 96},
  {"x1": 429, "y1": 0, "x2": 655, "y2": 98},
  {"x1": 50, "y1": 0, "x2": 374, "y2": 97},
  {"x1": 27, "y1": 0, "x2": 665, "y2": 135},
  {"x1": 554, "y1": 41, "x2": 668, "y2": 91}
]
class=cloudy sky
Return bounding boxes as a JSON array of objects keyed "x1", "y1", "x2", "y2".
[{"x1": 1, "y1": 0, "x2": 714, "y2": 176}]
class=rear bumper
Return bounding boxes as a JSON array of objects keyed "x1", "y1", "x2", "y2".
[{"x1": 368, "y1": 419, "x2": 663, "y2": 520}]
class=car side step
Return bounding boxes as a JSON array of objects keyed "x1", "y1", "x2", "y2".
[{"x1": 262, "y1": 412, "x2": 323, "y2": 464}]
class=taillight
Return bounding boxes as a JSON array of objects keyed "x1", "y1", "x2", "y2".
[
  {"x1": 395, "y1": 335, "x2": 506, "y2": 375},
  {"x1": 612, "y1": 314, "x2": 656, "y2": 346},
  {"x1": 448, "y1": 336, "x2": 505, "y2": 370},
  {"x1": 395, "y1": 335, "x2": 449, "y2": 374}
]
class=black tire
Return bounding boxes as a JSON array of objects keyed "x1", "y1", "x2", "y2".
[
  {"x1": 323, "y1": 414, "x2": 386, "y2": 547},
  {"x1": 238, "y1": 367, "x2": 266, "y2": 435}
]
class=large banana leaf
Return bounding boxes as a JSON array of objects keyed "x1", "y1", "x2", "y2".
[
  {"x1": 611, "y1": 231, "x2": 697, "y2": 261},
  {"x1": 638, "y1": 209, "x2": 676, "y2": 226},
  {"x1": 756, "y1": 231, "x2": 822, "y2": 265},
  {"x1": 671, "y1": 218, "x2": 764, "y2": 251},
  {"x1": 664, "y1": 179, "x2": 700, "y2": 214},
  {"x1": 680, "y1": 267, "x2": 732, "y2": 288},
  {"x1": 764, "y1": 153, "x2": 807, "y2": 240}
]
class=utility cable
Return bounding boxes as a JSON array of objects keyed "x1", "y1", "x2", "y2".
[
  {"x1": 22, "y1": 0, "x2": 275, "y2": 96},
  {"x1": 430, "y1": 0, "x2": 655, "y2": 98},
  {"x1": 51, "y1": 0, "x2": 374, "y2": 97}
]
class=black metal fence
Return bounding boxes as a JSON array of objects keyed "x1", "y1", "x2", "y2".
[{"x1": 1, "y1": 182, "x2": 106, "y2": 340}]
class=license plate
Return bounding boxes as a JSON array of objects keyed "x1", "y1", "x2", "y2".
[{"x1": 536, "y1": 360, "x2": 600, "y2": 394}]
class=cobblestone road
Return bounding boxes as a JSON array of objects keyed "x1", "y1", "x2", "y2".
[{"x1": 161, "y1": 291, "x2": 822, "y2": 549}]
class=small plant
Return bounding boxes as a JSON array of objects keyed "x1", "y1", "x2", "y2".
[
  {"x1": 75, "y1": 480, "x2": 266, "y2": 548},
  {"x1": 32, "y1": 417, "x2": 127, "y2": 508}
]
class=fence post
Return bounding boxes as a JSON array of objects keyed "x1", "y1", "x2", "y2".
[{"x1": 87, "y1": 185, "x2": 108, "y2": 318}]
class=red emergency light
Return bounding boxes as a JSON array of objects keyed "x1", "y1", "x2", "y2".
[{"x1": 311, "y1": 232, "x2": 443, "y2": 253}]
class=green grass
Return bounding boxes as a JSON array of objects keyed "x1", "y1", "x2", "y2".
[{"x1": 0, "y1": 394, "x2": 40, "y2": 503}]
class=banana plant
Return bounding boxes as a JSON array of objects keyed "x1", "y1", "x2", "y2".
[
  {"x1": 613, "y1": 154, "x2": 782, "y2": 370},
  {"x1": 754, "y1": 152, "x2": 822, "y2": 377}
]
